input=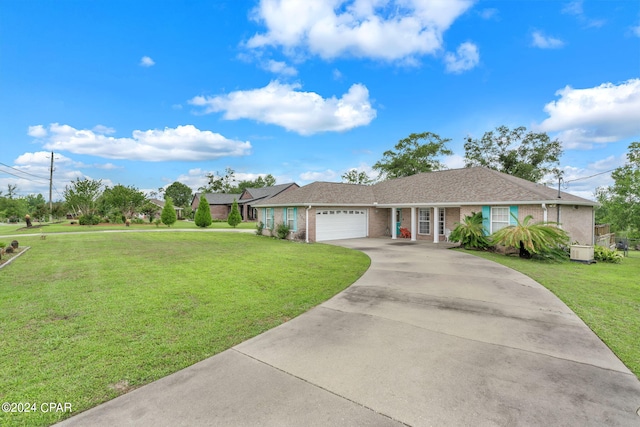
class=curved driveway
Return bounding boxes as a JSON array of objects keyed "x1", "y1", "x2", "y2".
[{"x1": 59, "y1": 238, "x2": 640, "y2": 426}]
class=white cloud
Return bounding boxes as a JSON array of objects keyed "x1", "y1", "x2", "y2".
[
  {"x1": 478, "y1": 8, "x2": 498, "y2": 20},
  {"x1": 28, "y1": 125, "x2": 47, "y2": 138},
  {"x1": 299, "y1": 169, "x2": 338, "y2": 181},
  {"x1": 444, "y1": 42, "x2": 479, "y2": 74},
  {"x1": 246, "y1": 0, "x2": 474, "y2": 62},
  {"x1": 263, "y1": 59, "x2": 298, "y2": 76},
  {"x1": 140, "y1": 56, "x2": 155, "y2": 67},
  {"x1": 561, "y1": 1, "x2": 605, "y2": 28},
  {"x1": 531, "y1": 30, "x2": 565, "y2": 49},
  {"x1": 189, "y1": 81, "x2": 376, "y2": 135},
  {"x1": 536, "y1": 79, "x2": 640, "y2": 149},
  {"x1": 28, "y1": 124, "x2": 252, "y2": 161},
  {"x1": 632, "y1": 24, "x2": 640, "y2": 37},
  {"x1": 443, "y1": 154, "x2": 466, "y2": 169}
]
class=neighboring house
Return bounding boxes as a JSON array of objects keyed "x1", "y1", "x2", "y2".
[
  {"x1": 150, "y1": 198, "x2": 184, "y2": 219},
  {"x1": 191, "y1": 183, "x2": 299, "y2": 221},
  {"x1": 255, "y1": 167, "x2": 598, "y2": 245}
]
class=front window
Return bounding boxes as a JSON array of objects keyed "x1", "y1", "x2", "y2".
[
  {"x1": 491, "y1": 207, "x2": 509, "y2": 233},
  {"x1": 418, "y1": 208, "x2": 430, "y2": 234},
  {"x1": 286, "y1": 207, "x2": 295, "y2": 230},
  {"x1": 265, "y1": 208, "x2": 274, "y2": 230}
]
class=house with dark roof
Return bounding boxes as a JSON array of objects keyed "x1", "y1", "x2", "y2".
[
  {"x1": 254, "y1": 167, "x2": 598, "y2": 244},
  {"x1": 191, "y1": 183, "x2": 299, "y2": 221},
  {"x1": 149, "y1": 198, "x2": 184, "y2": 219}
]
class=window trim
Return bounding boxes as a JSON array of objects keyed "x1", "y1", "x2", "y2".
[
  {"x1": 418, "y1": 208, "x2": 431, "y2": 235},
  {"x1": 490, "y1": 206, "x2": 509, "y2": 233},
  {"x1": 285, "y1": 207, "x2": 297, "y2": 231}
]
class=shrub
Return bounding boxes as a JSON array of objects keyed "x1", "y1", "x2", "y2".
[
  {"x1": 79, "y1": 214, "x2": 101, "y2": 225},
  {"x1": 154, "y1": 218, "x2": 161, "y2": 228},
  {"x1": 449, "y1": 211, "x2": 490, "y2": 249},
  {"x1": 227, "y1": 199, "x2": 242, "y2": 228},
  {"x1": 594, "y1": 245, "x2": 623, "y2": 263},
  {"x1": 275, "y1": 223, "x2": 290, "y2": 239},
  {"x1": 131, "y1": 218, "x2": 145, "y2": 224},
  {"x1": 256, "y1": 221, "x2": 264, "y2": 236},
  {"x1": 491, "y1": 214, "x2": 569, "y2": 259},
  {"x1": 194, "y1": 196, "x2": 212, "y2": 228},
  {"x1": 161, "y1": 197, "x2": 177, "y2": 227},
  {"x1": 0, "y1": 241, "x2": 6, "y2": 248}
]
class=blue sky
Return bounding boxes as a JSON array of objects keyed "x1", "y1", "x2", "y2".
[{"x1": 1, "y1": 0, "x2": 639, "y2": 201}]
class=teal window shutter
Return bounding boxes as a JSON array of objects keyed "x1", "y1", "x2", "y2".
[
  {"x1": 481, "y1": 206, "x2": 490, "y2": 235},
  {"x1": 509, "y1": 206, "x2": 518, "y2": 225}
]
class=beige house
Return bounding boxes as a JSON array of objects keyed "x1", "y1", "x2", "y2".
[{"x1": 255, "y1": 167, "x2": 597, "y2": 244}]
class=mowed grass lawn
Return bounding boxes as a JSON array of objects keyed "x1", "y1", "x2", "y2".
[
  {"x1": 464, "y1": 249, "x2": 640, "y2": 379},
  {"x1": 0, "y1": 232, "x2": 370, "y2": 426}
]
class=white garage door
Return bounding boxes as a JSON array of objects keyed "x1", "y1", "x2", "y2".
[{"x1": 316, "y1": 208, "x2": 368, "y2": 241}]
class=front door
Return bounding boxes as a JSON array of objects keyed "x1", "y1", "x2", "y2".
[{"x1": 396, "y1": 208, "x2": 402, "y2": 236}]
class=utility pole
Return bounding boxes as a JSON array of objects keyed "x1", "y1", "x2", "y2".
[{"x1": 49, "y1": 151, "x2": 54, "y2": 223}]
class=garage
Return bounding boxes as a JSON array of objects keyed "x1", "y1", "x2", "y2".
[{"x1": 316, "y1": 208, "x2": 368, "y2": 241}]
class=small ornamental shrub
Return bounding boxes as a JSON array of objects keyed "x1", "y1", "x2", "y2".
[
  {"x1": 275, "y1": 223, "x2": 290, "y2": 239},
  {"x1": 79, "y1": 214, "x2": 101, "y2": 225},
  {"x1": 154, "y1": 218, "x2": 161, "y2": 227},
  {"x1": 594, "y1": 245, "x2": 623, "y2": 263},
  {"x1": 195, "y1": 196, "x2": 212, "y2": 228},
  {"x1": 132, "y1": 218, "x2": 145, "y2": 224},
  {"x1": 449, "y1": 211, "x2": 490, "y2": 249},
  {"x1": 227, "y1": 199, "x2": 242, "y2": 228},
  {"x1": 161, "y1": 197, "x2": 177, "y2": 227},
  {"x1": 491, "y1": 214, "x2": 569, "y2": 259},
  {"x1": 256, "y1": 221, "x2": 264, "y2": 236}
]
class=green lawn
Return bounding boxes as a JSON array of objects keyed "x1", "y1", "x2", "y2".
[
  {"x1": 0, "y1": 232, "x2": 369, "y2": 426},
  {"x1": 462, "y1": 249, "x2": 640, "y2": 379},
  {"x1": 0, "y1": 219, "x2": 256, "y2": 236}
]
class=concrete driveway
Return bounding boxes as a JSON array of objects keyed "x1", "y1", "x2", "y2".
[{"x1": 58, "y1": 238, "x2": 640, "y2": 426}]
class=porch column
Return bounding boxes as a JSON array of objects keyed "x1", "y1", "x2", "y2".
[
  {"x1": 391, "y1": 207, "x2": 397, "y2": 239},
  {"x1": 433, "y1": 207, "x2": 440, "y2": 243},
  {"x1": 410, "y1": 207, "x2": 416, "y2": 241}
]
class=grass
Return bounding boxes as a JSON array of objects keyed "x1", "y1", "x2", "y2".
[
  {"x1": 0, "y1": 232, "x2": 370, "y2": 426},
  {"x1": 461, "y1": 249, "x2": 640, "y2": 379},
  {"x1": 0, "y1": 219, "x2": 256, "y2": 236}
]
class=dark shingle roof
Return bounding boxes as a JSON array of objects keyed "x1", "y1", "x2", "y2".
[
  {"x1": 256, "y1": 167, "x2": 596, "y2": 207},
  {"x1": 243, "y1": 183, "x2": 299, "y2": 201},
  {"x1": 197, "y1": 193, "x2": 242, "y2": 205}
]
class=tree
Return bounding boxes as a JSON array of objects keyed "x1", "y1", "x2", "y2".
[
  {"x1": 464, "y1": 125, "x2": 562, "y2": 182},
  {"x1": 596, "y1": 141, "x2": 640, "y2": 234},
  {"x1": 63, "y1": 178, "x2": 102, "y2": 216},
  {"x1": 164, "y1": 181, "x2": 193, "y2": 207},
  {"x1": 227, "y1": 198, "x2": 242, "y2": 228},
  {"x1": 195, "y1": 195, "x2": 213, "y2": 228},
  {"x1": 237, "y1": 174, "x2": 276, "y2": 192},
  {"x1": 140, "y1": 200, "x2": 161, "y2": 223},
  {"x1": 449, "y1": 212, "x2": 490, "y2": 249},
  {"x1": 373, "y1": 132, "x2": 453, "y2": 179},
  {"x1": 100, "y1": 184, "x2": 146, "y2": 219},
  {"x1": 161, "y1": 196, "x2": 177, "y2": 227},
  {"x1": 342, "y1": 169, "x2": 374, "y2": 185},
  {"x1": 200, "y1": 167, "x2": 237, "y2": 193}
]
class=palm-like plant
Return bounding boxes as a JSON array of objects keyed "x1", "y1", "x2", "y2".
[
  {"x1": 449, "y1": 211, "x2": 491, "y2": 249},
  {"x1": 491, "y1": 214, "x2": 569, "y2": 258}
]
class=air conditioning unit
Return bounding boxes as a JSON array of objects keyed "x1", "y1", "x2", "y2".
[{"x1": 570, "y1": 245, "x2": 595, "y2": 264}]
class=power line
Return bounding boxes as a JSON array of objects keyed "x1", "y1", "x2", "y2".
[
  {"x1": 0, "y1": 161, "x2": 50, "y2": 180},
  {"x1": 0, "y1": 167, "x2": 50, "y2": 183},
  {"x1": 565, "y1": 169, "x2": 615, "y2": 183}
]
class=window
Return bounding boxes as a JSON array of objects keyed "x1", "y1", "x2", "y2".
[
  {"x1": 418, "y1": 208, "x2": 430, "y2": 234},
  {"x1": 491, "y1": 207, "x2": 509, "y2": 233},
  {"x1": 439, "y1": 208, "x2": 445, "y2": 235},
  {"x1": 286, "y1": 207, "x2": 296, "y2": 231},
  {"x1": 265, "y1": 208, "x2": 274, "y2": 230}
]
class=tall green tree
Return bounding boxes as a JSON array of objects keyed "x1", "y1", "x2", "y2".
[
  {"x1": 342, "y1": 169, "x2": 374, "y2": 185},
  {"x1": 195, "y1": 195, "x2": 213, "y2": 228},
  {"x1": 227, "y1": 199, "x2": 242, "y2": 228},
  {"x1": 200, "y1": 167, "x2": 238, "y2": 193},
  {"x1": 464, "y1": 125, "x2": 562, "y2": 182},
  {"x1": 596, "y1": 141, "x2": 640, "y2": 234},
  {"x1": 373, "y1": 132, "x2": 453, "y2": 179},
  {"x1": 100, "y1": 184, "x2": 147, "y2": 219},
  {"x1": 237, "y1": 174, "x2": 277, "y2": 192},
  {"x1": 63, "y1": 178, "x2": 103, "y2": 216},
  {"x1": 161, "y1": 196, "x2": 177, "y2": 227},
  {"x1": 164, "y1": 181, "x2": 193, "y2": 207}
]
